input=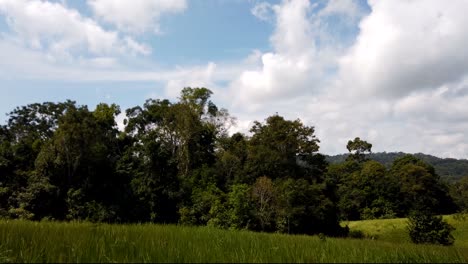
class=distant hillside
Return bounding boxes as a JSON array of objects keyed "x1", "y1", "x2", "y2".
[{"x1": 325, "y1": 152, "x2": 468, "y2": 182}]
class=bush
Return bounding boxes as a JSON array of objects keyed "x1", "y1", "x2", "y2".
[
  {"x1": 407, "y1": 211, "x2": 455, "y2": 246},
  {"x1": 348, "y1": 229, "x2": 365, "y2": 239},
  {"x1": 452, "y1": 212, "x2": 467, "y2": 221}
]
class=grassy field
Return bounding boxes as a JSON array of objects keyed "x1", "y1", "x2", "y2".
[
  {"x1": 343, "y1": 214, "x2": 468, "y2": 248},
  {"x1": 0, "y1": 218, "x2": 467, "y2": 263}
]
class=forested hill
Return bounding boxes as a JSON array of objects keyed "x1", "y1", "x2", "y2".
[{"x1": 326, "y1": 152, "x2": 468, "y2": 182}]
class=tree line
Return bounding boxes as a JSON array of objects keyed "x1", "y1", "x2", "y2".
[
  {"x1": 0, "y1": 87, "x2": 467, "y2": 237},
  {"x1": 326, "y1": 152, "x2": 468, "y2": 183}
]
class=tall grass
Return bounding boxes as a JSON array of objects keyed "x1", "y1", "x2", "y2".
[
  {"x1": 0, "y1": 219, "x2": 467, "y2": 263},
  {"x1": 0, "y1": 221, "x2": 468, "y2": 263}
]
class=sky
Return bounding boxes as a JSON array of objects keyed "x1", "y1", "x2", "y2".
[{"x1": 1, "y1": 0, "x2": 468, "y2": 159}]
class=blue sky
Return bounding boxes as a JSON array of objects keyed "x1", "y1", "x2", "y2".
[
  {"x1": 1, "y1": 0, "x2": 468, "y2": 159},
  {"x1": 0, "y1": 0, "x2": 278, "y2": 112}
]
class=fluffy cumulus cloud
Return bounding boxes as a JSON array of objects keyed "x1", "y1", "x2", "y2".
[
  {"x1": 87, "y1": 0, "x2": 187, "y2": 34},
  {"x1": 339, "y1": 0, "x2": 468, "y2": 98},
  {"x1": 0, "y1": 0, "x2": 151, "y2": 58},
  {"x1": 231, "y1": 0, "x2": 364, "y2": 109},
  {"x1": 325, "y1": 0, "x2": 468, "y2": 158},
  {"x1": 226, "y1": 0, "x2": 468, "y2": 159},
  {"x1": 232, "y1": 0, "x2": 320, "y2": 107}
]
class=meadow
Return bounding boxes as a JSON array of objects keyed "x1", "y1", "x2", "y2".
[
  {"x1": 343, "y1": 214, "x2": 468, "y2": 248},
  {"x1": 0, "y1": 216, "x2": 467, "y2": 263}
]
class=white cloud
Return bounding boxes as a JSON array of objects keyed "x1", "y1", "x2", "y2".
[
  {"x1": 393, "y1": 80, "x2": 468, "y2": 123},
  {"x1": 231, "y1": 0, "x2": 319, "y2": 107},
  {"x1": 0, "y1": 37, "x2": 247, "y2": 85},
  {"x1": 124, "y1": 37, "x2": 151, "y2": 56},
  {"x1": 251, "y1": 2, "x2": 273, "y2": 22},
  {"x1": 270, "y1": 0, "x2": 314, "y2": 55},
  {"x1": 225, "y1": 0, "x2": 468, "y2": 159},
  {"x1": 0, "y1": 0, "x2": 151, "y2": 58},
  {"x1": 230, "y1": 0, "x2": 363, "y2": 109},
  {"x1": 310, "y1": 0, "x2": 468, "y2": 158},
  {"x1": 87, "y1": 0, "x2": 187, "y2": 34},
  {"x1": 318, "y1": 0, "x2": 364, "y2": 21},
  {"x1": 339, "y1": 0, "x2": 468, "y2": 98},
  {"x1": 164, "y1": 62, "x2": 217, "y2": 99}
]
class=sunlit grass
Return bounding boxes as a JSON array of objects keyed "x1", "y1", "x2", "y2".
[
  {"x1": 0, "y1": 218, "x2": 467, "y2": 263},
  {"x1": 343, "y1": 214, "x2": 468, "y2": 248}
]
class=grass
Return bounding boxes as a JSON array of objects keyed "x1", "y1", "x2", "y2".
[
  {"x1": 0, "y1": 218, "x2": 466, "y2": 263},
  {"x1": 342, "y1": 214, "x2": 468, "y2": 248}
]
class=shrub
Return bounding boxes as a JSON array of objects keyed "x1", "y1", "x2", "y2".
[
  {"x1": 348, "y1": 229, "x2": 365, "y2": 239},
  {"x1": 452, "y1": 212, "x2": 467, "y2": 221},
  {"x1": 407, "y1": 211, "x2": 455, "y2": 246}
]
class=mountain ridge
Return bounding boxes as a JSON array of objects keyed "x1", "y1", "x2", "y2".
[{"x1": 325, "y1": 152, "x2": 468, "y2": 182}]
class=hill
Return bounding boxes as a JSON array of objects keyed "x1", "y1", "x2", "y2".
[{"x1": 325, "y1": 152, "x2": 468, "y2": 182}]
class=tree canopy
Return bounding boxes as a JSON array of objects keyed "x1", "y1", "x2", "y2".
[{"x1": 0, "y1": 88, "x2": 463, "y2": 240}]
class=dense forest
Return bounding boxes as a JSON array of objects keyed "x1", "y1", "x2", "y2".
[
  {"x1": 327, "y1": 153, "x2": 468, "y2": 183},
  {"x1": 0, "y1": 87, "x2": 467, "y2": 237}
]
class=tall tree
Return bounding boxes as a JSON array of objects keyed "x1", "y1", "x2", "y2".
[
  {"x1": 2, "y1": 101, "x2": 76, "y2": 219},
  {"x1": 450, "y1": 176, "x2": 468, "y2": 212},
  {"x1": 390, "y1": 155, "x2": 456, "y2": 215},
  {"x1": 214, "y1": 132, "x2": 249, "y2": 188},
  {"x1": 251, "y1": 176, "x2": 276, "y2": 231},
  {"x1": 346, "y1": 137, "x2": 372, "y2": 163},
  {"x1": 246, "y1": 114, "x2": 320, "y2": 182},
  {"x1": 34, "y1": 103, "x2": 123, "y2": 221},
  {"x1": 122, "y1": 88, "x2": 231, "y2": 223}
]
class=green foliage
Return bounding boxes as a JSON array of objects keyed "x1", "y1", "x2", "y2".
[
  {"x1": 246, "y1": 115, "x2": 320, "y2": 181},
  {"x1": 327, "y1": 152, "x2": 468, "y2": 183},
  {"x1": 0, "y1": 88, "x2": 459, "y2": 241},
  {"x1": 251, "y1": 176, "x2": 276, "y2": 231},
  {"x1": 214, "y1": 133, "x2": 248, "y2": 186},
  {"x1": 275, "y1": 178, "x2": 345, "y2": 236},
  {"x1": 333, "y1": 159, "x2": 398, "y2": 221},
  {"x1": 331, "y1": 150, "x2": 456, "y2": 222},
  {"x1": 225, "y1": 184, "x2": 253, "y2": 230},
  {"x1": 65, "y1": 188, "x2": 117, "y2": 223},
  {"x1": 346, "y1": 137, "x2": 372, "y2": 163},
  {"x1": 348, "y1": 229, "x2": 365, "y2": 239},
  {"x1": 450, "y1": 176, "x2": 468, "y2": 212},
  {"x1": 407, "y1": 211, "x2": 455, "y2": 246},
  {"x1": 391, "y1": 155, "x2": 456, "y2": 215}
]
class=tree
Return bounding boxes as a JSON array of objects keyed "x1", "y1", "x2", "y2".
[
  {"x1": 1, "y1": 101, "x2": 76, "y2": 219},
  {"x1": 246, "y1": 114, "x2": 320, "y2": 182},
  {"x1": 450, "y1": 176, "x2": 468, "y2": 212},
  {"x1": 34, "y1": 103, "x2": 124, "y2": 221},
  {"x1": 122, "y1": 99, "x2": 180, "y2": 222},
  {"x1": 179, "y1": 182, "x2": 225, "y2": 226},
  {"x1": 214, "y1": 132, "x2": 248, "y2": 188},
  {"x1": 225, "y1": 183, "x2": 253, "y2": 229},
  {"x1": 408, "y1": 210, "x2": 455, "y2": 246},
  {"x1": 346, "y1": 137, "x2": 372, "y2": 163},
  {"x1": 122, "y1": 88, "x2": 232, "y2": 223},
  {"x1": 251, "y1": 176, "x2": 276, "y2": 231},
  {"x1": 390, "y1": 155, "x2": 456, "y2": 216},
  {"x1": 275, "y1": 178, "x2": 344, "y2": 236},
  {"x1": 0, "y1": 125, "x2": 14, "y2": 216}
]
